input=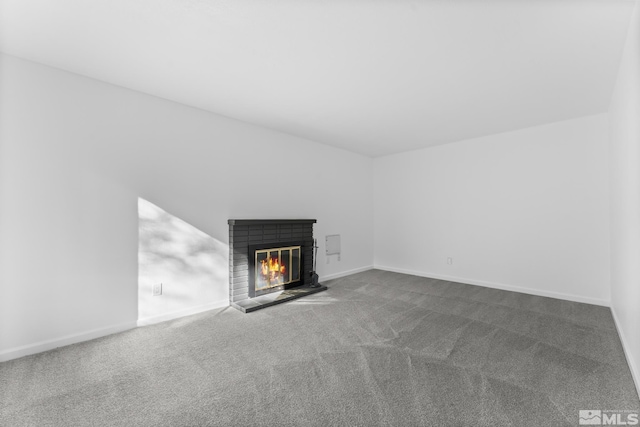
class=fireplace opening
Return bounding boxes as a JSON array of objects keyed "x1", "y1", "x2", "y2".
[{"x1": 249, "y1": 241, "x2": 304, "y2": 298}]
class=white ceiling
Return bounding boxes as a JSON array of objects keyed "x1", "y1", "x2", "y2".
[{"x1": 0, "y1": 0, "x2": 635, "y2": 157}]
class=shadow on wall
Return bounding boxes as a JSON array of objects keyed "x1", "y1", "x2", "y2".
[{"x1": 138, "y1": 198, "x2": 229, "y2": 324}]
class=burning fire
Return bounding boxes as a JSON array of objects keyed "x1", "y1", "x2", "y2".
[{"x1": 261, "y1": 257, "x2": 286, "y2": 278}]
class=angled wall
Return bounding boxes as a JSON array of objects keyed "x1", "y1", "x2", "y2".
[
  {"x1": 373, "y1": 114, "x2": 611, "y2": 306},
  {"x1": 609, "y1": 2, "x2": 640, "y2": 395},
  {"x1": 137, "y1": 198, "x2": 229, "y2": 325},
  {"x1": 0, "y1": 54, "x2": 374, "y2": 361}
]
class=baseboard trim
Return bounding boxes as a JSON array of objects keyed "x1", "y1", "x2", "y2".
[
  {"x1": 321, "y1": 265, "x2": 374, "y2": 282},
  {"x1": 611, "y1": 307, "x2": 640, "y2": 399},
  {"x1": 0, "y1": 321, "x2": 137, "y2": 363},
  {"x1": 373, "y1": 265, "x2": 611, "y2": 307},
  {"x1": 136, "y1": 299, "x2": 229, "y2": 327}
]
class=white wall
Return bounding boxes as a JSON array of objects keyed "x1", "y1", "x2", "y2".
[
  {"x1": 137, "y1": 198, "x2": 229, "y2": 325},
  {"x1": 609, "y1": 2, "x2": 640, "y2": 396},
  {"x1": 0, "y1": 54, "x2": 374, "y2": 361},
  {"x1": 374, "y1": 114, "x2": 611, "y2": 306}
]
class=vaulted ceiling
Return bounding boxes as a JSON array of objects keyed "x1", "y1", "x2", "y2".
[{"x1": 0, "y1": 0, "x2": 635, "y2": 157}]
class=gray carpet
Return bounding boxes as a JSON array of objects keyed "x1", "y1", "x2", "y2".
[{"x1": 1, "y1": 269, "x2": 638, "y2": 426}]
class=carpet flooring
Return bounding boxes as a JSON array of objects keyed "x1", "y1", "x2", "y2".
[{"x1": 1, "y1": 269, "x2": 638, "y2": 426}]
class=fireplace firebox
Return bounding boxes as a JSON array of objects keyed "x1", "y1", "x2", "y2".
[
  {"x1": 228, "y1": 219, "x2": 327, "y2": 313},
  {"x1": 249, "y1": 241, "x2": 303, "y2": 297}
]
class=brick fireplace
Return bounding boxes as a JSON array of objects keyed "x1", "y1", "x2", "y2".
[{"x1": 228, "y1": 219, "x2": 327, "y2": 312}]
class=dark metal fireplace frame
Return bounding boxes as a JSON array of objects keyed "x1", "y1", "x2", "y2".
[{"x1": 248, "y1": 240, "x2": 304, "y2": 298}]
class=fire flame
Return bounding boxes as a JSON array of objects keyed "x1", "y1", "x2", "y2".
[{"x1": 261, "y1": 257, "x2": 286, "y2": 277}]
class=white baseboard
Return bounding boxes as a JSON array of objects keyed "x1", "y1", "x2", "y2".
[
  {"x1": 136, "y1": 299, "x2": 229, "y2": 327},
  {"x1": 373, "y1": 265, "x2": 611, "y2": 307},
  {"x1": 0, "y1": 299, "x2": 231, "y2": 363},
  {"x1": 0, "y1": 321, "x2": 137, "y2": 363},
  {"x1": 321, "y1": 265, "x2": 374, "y2": 282},
  {"x1": 611, "y1": 307, "x2": 640, "y2": 399}
]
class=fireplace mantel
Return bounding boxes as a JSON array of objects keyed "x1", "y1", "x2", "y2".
[{"x1": 228, "y1": 219, "x2": 317, "y2": 226}]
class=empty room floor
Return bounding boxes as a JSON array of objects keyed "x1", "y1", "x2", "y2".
[{"x1": 1, "y1": 270, "x2": 638, "y2": 426}]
